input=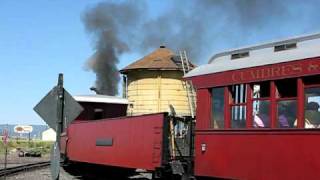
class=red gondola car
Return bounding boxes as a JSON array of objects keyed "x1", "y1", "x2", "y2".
[
  {"x1": 60, "y1": 95, "x2": 193, "y2": 178},
  {"x1": 185, "y1": 33, "x2": 320, "y2": 180}
]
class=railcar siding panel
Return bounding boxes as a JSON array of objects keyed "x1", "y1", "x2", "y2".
[
  {"x1": 66, "y1": 113, "x2": 165, "y2": 170},
  {"x1": 196, "y1": 89, "x2": 211, "y2": 130},
  {"x1": 195, "y1": 130, "x2": 320, "y2": 180}
]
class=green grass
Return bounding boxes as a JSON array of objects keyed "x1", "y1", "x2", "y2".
[{"x1": 0, "y1": 139, "x2": 53, "y2": 155}]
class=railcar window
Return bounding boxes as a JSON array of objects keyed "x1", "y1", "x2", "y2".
[
  {"x1": 230, "y1": 84, "x2": 247, "y2": 128},
  {"x1": 275, "y1": 78, "x2": 297, "y2": 128},
  {"x1": 231, "y1": 52, "x2": 249, "y2": 60},
  {"x1": 253, "y1": 82, "x2": 270, "y2": 98},
  {"x1": 277, "y1": 100, "x2": 297, "y2": 128},
  {"x1": 211, "y1": 87, "x2": 225, "y2": 129},
  {"x1": 274, "y1": 43, "x2": 297, "y2": 52},
  {"x1": 253, "y1": 100, "x2": 270, "y2": 128},
  {"x1": 303, "y1": 88, "x2": 320, "y2": 128},
  {"x1": 276, "y1": 79, "x2": 297, "y2": 98},
  {"x1": 231, "y1": 105, "x2": 246, "y2": 128},
  {"x1": 231, "y1": 84, "x2": 247, "y2": 103},
  {"x1": 303, "y1": 75, "x2": 320, "y2": 86},
  {"x1": 252, "y1": 81, "x2": 270, "y2": 128}
]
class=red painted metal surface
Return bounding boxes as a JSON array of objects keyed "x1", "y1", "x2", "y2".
[
  {"x1": 195, "y1": 130, "x2": 320, "y2": 180},
  {"x1": 270, "y1": 81, "x2": 277, "y2": 128},
  {"x1": 196, "y1": 89, "x2": 211, "y2": 130},
  {"x1": 65, "y1": 113, "x2": 166, "y2": 170},
  {"x1": 187, "y1": 57, "x2": 320, "y2": 89},
  {"x1": 190, "y1": 57, "x2": 320, "y2": 179},
  {"x1": 297, "y1": 78, "x2": 305, "y2": 128}
]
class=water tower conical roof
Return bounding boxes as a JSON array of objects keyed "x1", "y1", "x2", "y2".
[{"x1": 120, "y1": 46, "x2": 195, "y2": 73}]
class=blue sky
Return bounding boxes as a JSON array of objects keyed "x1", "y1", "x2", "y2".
[
  {"x1": 1, "y1": 0, "x2": 320, "y2": 125},
  {"x1": 0, "y1": 0, "x2": 157, "y2": 125}
]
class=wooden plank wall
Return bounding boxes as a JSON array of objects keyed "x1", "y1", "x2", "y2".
[{"x1": 126, "y1": 70, "x2": 194, "y2": 116}]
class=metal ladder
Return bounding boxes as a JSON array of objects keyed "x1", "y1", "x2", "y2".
[{"x1": 179, "y1": 50, "x2": 196, "y2": 118}]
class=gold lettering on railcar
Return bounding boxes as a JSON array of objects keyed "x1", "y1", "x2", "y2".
[
  {"x1": 232, "y1": 72, "x2": 245, "y2": 81},
  {"x1": 231, "y1": 73, "x2": 238, "y2": 81},
  {"x1": 271, "y1": 66, "x2": 281, "y2": 77},
  {"x1": 281, "y1": 65, "x2": 290, "y2": 76},
  {"x1": 230, "y1": 63, "x2": 305, "y2": 83},
  {"x1": 292, "y1": 65, "x2": 303, "y2": 73},
  {"x1": 262, "y1": 68, "x2": 271, "y2": 79},
  {"x1": 308, "y1": 63, "x2": 320, "y2": 72}
]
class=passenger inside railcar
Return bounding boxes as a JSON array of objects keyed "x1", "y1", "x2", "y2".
[
  {"x1": 253, "y1": 102, "x2": 270, "y2": 128},
  {"x1": 253, "y1": 82, "x2": 271, "y2": 128},
  {"x1": 277, "y1": 103, "x2": 290, "y2": 128},
  {"x1": 304, "y1": 102, "x2": 320, "y2": 128},
  {"x1": 276, "y1": 79, "x2": 297, "y2": 128}
]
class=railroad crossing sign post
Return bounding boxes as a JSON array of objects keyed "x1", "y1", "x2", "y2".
[{"x1": 34, "y1": 74, "x2": 83, "y2": 180}]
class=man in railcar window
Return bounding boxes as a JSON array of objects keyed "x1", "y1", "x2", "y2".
[
  {"x1": 278, "y1": 104, "x2": 290, "y2": 128},
  {"x1": 304, "y1": 102, "x2": 320, "y2": 128}
]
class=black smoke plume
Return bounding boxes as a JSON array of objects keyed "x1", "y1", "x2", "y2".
[
  {"x1": 83, "y1": 0, "x2": 320, "y2": 95},
  {"x1": 82, "y1": 2, "x2": 142, "y2": 95}
]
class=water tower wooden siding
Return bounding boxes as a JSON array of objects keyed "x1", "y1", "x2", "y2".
[{"x1": 120, "y1": 46, "x2": 195, "y2": 116}]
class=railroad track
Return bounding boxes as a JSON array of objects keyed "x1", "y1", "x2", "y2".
[{"x1": 0, "y1": 161, "x2": 50, "y2": 177}]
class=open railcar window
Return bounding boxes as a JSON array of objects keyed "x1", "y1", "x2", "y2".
[
  {"x1": 230, "y1": 84, "x2": 247, "y2": 128},
  {"x1": 275, "y1": 79, "x2": 297, "y2": 128},
  {"x1": 252, "y1": 82, "x2": 271, "y2": 128},
  {"x1": 304, "y1": 87, "x2": 320, "y2": 128}
]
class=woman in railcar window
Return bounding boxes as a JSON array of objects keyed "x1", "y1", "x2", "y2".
[{"x1": 253, "y1": 101, "x2": 270, "y2": 128}]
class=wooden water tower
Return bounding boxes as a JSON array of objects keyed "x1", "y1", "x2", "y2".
[{"x1": 120, "y1": 46, "x2": 195, "y2": 116}]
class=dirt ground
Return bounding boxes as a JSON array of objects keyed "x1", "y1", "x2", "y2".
[
  {"x1": 4, "y1": 166, "x2": 152, "y2": 180},
  {"x1": 0, "y1": 152, "x2": 50, "y2": 169}
]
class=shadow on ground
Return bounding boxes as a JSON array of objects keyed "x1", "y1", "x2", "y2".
[{"x1": 63, "y1": 163, "x2": 151, "y2": 180}]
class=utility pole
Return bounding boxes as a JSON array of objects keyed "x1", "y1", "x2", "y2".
[{"x1": 2, "y1": 127, "x2": 9, "y2": 180}]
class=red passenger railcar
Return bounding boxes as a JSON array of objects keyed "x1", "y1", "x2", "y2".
[{"x1": 185, "y1": 33, "x2": 320, "y2": 180}]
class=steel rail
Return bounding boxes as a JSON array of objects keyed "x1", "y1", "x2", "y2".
[{"x1": 0, "y1": 161, "x2": 50, "y2": 177}]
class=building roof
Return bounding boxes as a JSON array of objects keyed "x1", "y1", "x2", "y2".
[
  {"x1": 185, "y1": 32, "x2": 320, "y2": 78},
  {"x1": 74, "y1": 95, "x2": 129, "y2": 104},
  {"x1": 120, "y1": 46, "x2": 195, "y2": 73}
]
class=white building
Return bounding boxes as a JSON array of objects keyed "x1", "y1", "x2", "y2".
[{"x1": 41, "y1": 128, "x2": 56, "y2": 141}]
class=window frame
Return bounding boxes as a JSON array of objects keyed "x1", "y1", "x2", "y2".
[
  {"x1": 209, "y1": 75, "x2": 320, "y2": 130},
  {"x1": 251, "y1": 81, "x2": 272, "y2": 128},
  {"x1": 303, "y1": 84, "x2": 320, "y2": 128},
  {"x1": 229, "y1": 84, "x2": 248, "y2": 129},
  {"x1": 210, "y1": 87, "x2": 225, "y2": 129}
]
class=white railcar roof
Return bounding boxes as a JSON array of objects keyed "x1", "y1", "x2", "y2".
[
  {"x1": 74, "y1": 95, "x2": 129, "y2": 104},
  {"x1": 185, "y1": 32, "x2": 320, "y2": 78}
]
